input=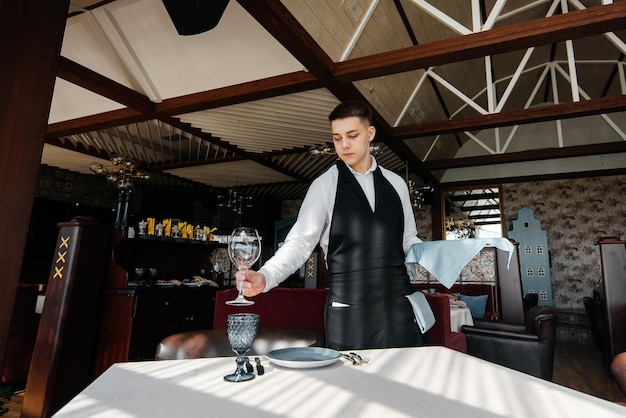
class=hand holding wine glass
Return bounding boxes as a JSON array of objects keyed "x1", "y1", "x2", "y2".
[{"x1": 226, "y1": 227, "x2": 261, "y2": 306}]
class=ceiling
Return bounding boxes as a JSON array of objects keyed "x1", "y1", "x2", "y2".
[{"x1": 42, "y1": 0, "x2": 626, "y2": 201}]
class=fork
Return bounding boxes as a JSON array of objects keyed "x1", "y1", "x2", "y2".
[
  {"x1": 349, "y1": 352, "x2": 370, "y2": 365},
  {"x1": 342, "y1": 353, "x2": 358, "y2": 365},
  {"x1": 343, "y1": 352, "x2": 370, "y2": 365}
]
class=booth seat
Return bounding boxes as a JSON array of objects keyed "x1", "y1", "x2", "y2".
[
  {"x1": 412, "y1": 283, "x2": 499, "y2": 320},
  {"x1": 214, "y1": 287, "x2": 466, "y2": 353},
  {"x1": 214, "y1": 288, "x2": 327, "y2": 334}
]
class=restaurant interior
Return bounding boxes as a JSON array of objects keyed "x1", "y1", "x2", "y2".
[{"x1": 2, "y1": 0, "x2": 626, "y2": 416}]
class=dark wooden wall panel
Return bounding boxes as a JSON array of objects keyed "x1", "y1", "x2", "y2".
[
  {"x1": 598, "y1": 239, "x2": 626, "y2": 360},
  {"x1": 0, "y1": 0, "x2": 70, "y2": 375}
]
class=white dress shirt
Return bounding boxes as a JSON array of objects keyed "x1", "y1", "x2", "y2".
[{"x1": 258, "y1": 157, "x2": 422, "y2": 291}]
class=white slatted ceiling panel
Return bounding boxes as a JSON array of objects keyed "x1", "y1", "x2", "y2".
[
  {"x1": 176, "y1": 89, "x2": 340, "y2": 153},
  {"x1": 166, "y1": 160, "x2": 295, "y2": 188},
  {"x1": 41, "y1": 144, "x2": 111, "y2": 175}
]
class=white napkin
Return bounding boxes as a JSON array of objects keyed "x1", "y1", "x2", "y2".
[
  {"x1": 405, "y1": 238, "x2": 515, "y2": 288},
  {"x1": 406, "y1": 291, "x2": 436, "y2": 334}
]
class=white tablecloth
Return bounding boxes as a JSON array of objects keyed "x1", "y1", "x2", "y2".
[
  {"x1": 53, "y1": 346, "x2": 625, "y2": 418},
  {"x1": 450, "y1": 306, "x2": 474, "y2": 332}
]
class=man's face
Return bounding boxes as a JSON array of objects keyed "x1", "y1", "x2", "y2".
[{"x1": 330, "y1": 116, "x2": 375, "y2": 173}]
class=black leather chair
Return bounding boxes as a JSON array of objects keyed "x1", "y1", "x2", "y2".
[
  {"x1": 461, "y1": 305, "x2": 557, "y2": 380},
  {"x1": 583, "y1": 295, "x2": 612, "y2": 375},
  {"x1": 523, "y1": 293, "x2": 538, "y2": 311}
]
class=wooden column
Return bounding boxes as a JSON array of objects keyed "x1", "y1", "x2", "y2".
[
  {"x1": 22, "y1": 218, "x2": 110, "y2": 418},
  {"x1": 497, "y1": 241, "x2": 525, "y2": 324},
  {"x1": 0, "y1": 0, "x2": 70, "y2": 374},
  {"x1": 598, "y1": 238, "x2": 626, "y2": 361}
]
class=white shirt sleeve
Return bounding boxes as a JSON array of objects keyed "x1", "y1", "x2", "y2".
[
  {"x1": 258, "y1": 169, "x2": 335, "y2": 291},
  {"x1": 379, "y1": 167, "x2": 424, "y2": 253}
]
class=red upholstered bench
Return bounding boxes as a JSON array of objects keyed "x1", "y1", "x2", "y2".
[
  {"x1": 214, "y1": 287, "x2": 466, "y2": 353},
  {"x1": 412, "y1": 283, "x2": 499, "y2": 320},
  {"x1": 214, "y1": 288, "x2": 327, "y2": 334},
  {"x1": 422, "y1": 293, "x2": 467, "y2": 353}
]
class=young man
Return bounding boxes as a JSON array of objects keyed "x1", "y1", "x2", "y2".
[{"x1": 238, "y1": 100, "x2": 424, "y2": 350}]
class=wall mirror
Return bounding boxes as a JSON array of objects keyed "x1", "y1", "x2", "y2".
[{"x1": 442, "y1": 186, "x2": 504, "y2": 240}]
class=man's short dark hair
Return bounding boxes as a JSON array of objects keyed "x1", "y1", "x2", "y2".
[{"x1": 329, "y1": 100, "x2": 372, "y2": 126}]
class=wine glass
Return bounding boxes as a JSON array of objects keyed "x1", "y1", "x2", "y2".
[
  {"x1": 133, "y1": 267, "x2": 145, "y2": 287},
  {"x1": 226, "y1": 227, "x2": 261, "y2": 306},
  {"x1": 223, "y1": 313, "x2": 259, "y2": 382}
]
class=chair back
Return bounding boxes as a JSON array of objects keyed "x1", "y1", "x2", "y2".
[
  {"x1": 213, "y1": 288, "x2": 327, "y2": 333},
  {"x1": 523, "y1": 293, "x2": 538, "y2": 311}
]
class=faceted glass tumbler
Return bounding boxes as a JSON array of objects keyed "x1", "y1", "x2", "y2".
[{"x1": 223, "y1": 313, "x2": 259, "y2": 382}]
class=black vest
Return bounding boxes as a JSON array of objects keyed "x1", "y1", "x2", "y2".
[{"x1": 325, "y1": 161, "x2": 423, "y2": 350}]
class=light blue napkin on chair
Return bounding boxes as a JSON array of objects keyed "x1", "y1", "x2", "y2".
[{"x1": 406, "y1": 291, "x2": 435, "y2": 333}]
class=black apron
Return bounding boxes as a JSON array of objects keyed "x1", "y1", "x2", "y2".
[{"x1": 325, "y1": 161, "x2": 423, "y2": 350}]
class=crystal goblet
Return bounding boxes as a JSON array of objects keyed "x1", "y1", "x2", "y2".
[
  {"x1": 224, "y1": 313, "x2": 259, "y2": 382},
  {"x1": 226, "y1": 227, "x2": 261, "y2": 306}
]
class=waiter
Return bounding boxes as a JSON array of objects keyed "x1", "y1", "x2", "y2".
[{"x1": 238, "y1": 100, "x2": 425, "y2": 350}]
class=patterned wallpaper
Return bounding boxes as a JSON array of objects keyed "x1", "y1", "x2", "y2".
[
  {"x1": 413, "y1": 206, "x2": 433, "y2": 242},
  {"x1": 502, "y1": 175, "x2": 626, "y2": 310}
]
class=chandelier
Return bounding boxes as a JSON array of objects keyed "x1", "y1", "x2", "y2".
[
  {"x1": 218, "y1": 188, "x2": 253, "y2": 215},
  {"x1": 89, "y1": 155, "x2": 150, "y2": 190},
  {"x1": 407, "y1": 180, "x2": 434, "y2": 209},
  {"x1": 309, "y1": 143, "x2": 384, "y2": 157},
  {"x1": 445, "y1": 218, "x2": 477, "y2": 239},
  {"x1": 405, "y1": 163, "x2": 433, "y2": 209}
]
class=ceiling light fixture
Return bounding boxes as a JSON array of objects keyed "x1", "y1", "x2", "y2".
[
  {"x1": 89, "y1": 155, "x2": 150, "y2": 190},
  {"x1": 309, "y1": 143, "x2": 384, "y2": 158},
  {"x1": 89, "y1": 155, "x2": 151, "y2": 230},
  {"x1": 217, "y1": 188, "x2": 253, "y2": 215},
  {"x1": 405, "y1": 162, "x2": 433, "y2": 209}
]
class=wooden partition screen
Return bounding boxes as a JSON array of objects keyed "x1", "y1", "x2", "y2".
[
  {"x1": 598, "y1": 238, "x2": 626, "y2": 361},
  {"x1": 22, "y1": 218, "x2": 110, "y2": 418}
]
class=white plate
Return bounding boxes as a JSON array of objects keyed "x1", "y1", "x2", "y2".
[{"x1": 267, "y1": 347, "x2": 342, "y2": 369}]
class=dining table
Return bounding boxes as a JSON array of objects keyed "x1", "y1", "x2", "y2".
[
  {"x1": 52, "y1": 346, "x2": 625, "y2": 418},
  {"x1": 449, "y1": 305, "x2": 474, "y2": 332}
]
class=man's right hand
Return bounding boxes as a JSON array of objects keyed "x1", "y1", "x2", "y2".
[{"x1": 236, "y1": 269, "x2": 266, "y2": 297}]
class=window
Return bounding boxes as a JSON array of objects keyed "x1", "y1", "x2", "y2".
[
  {"x1": 538, "y1": 267, "x2": 545, "y2": 276},
  {"x1": 536, "y1": 245, "x2": 544, "y2": 254},
  {"x1": 526, "y1": 267, "x2": 534, "y2": 276},
  {"x1": 525, "y1": 245, "x2": 532, "y2": 254}
]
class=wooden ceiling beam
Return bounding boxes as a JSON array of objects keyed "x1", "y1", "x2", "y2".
[
  {"x1": 394, "y1": 94, "x2": 626, "y2": 139},
  {"x1": 46, "y1": 108, "x2": 146, "y2": 139},
  {"x1": 334, "y1": 2, "x2": 626, "y2": 81},
  {"x1": 57, "y1": 56, "x2": 155, "y2": 114},
  {"x1": 421, "y1": 141, "x2": 626, "y2": 170},
  {"x1": 155, "y1": 70, "x2": 322, "y2": 115}
]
